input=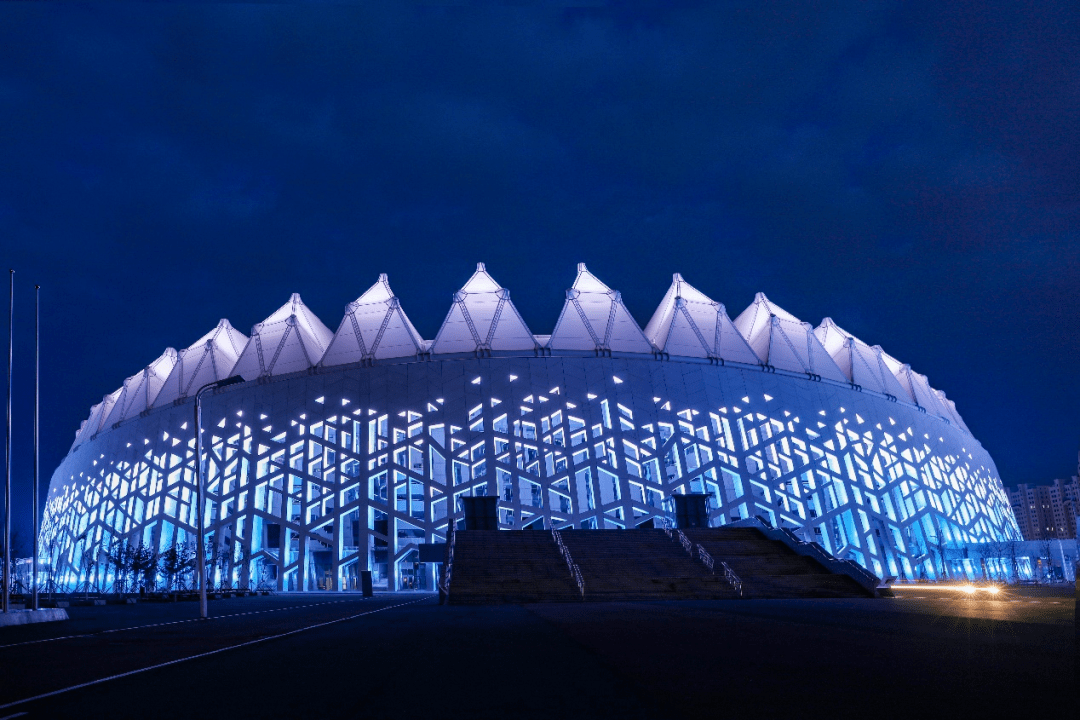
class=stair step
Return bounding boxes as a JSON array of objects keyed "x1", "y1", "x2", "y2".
[{"x1": 447, "y1": 528, "x2": 871, "y2": 603}]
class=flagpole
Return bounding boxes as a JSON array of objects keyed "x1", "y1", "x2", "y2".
[
  {"x1": 3, "y1": 269, "x2": 12, "y2": 614},
  {"x1": 32, "y1": 285, "x2": 39, "y2": 611}
]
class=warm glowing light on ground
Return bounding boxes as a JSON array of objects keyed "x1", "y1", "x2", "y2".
[{"x1": 892, "y1": 584, "x2": 1003, "y2": 594}]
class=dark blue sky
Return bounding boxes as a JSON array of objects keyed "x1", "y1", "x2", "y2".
[{"x1": 2, "y1": 2, "x2": 1078, "y2": 546}]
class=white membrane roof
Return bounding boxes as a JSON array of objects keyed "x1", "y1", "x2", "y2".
[
  {"x1": 548, "y1": 264, "x2": 653, "y2": 353},
  {"x1": 897, "y1": 365, "x2": 949, "y2": 418},
  {"x1": 814, "y1": 318, "x2": 910, "y2": 397},
  {"x1": 732, "y1": 293, "x2": 847, "y2": 382},
  {"x1": 154, "y1": 319, "x2": 248, "y2": 407},
  {"x1": 430, "y1": 264, "x2": 537, "y2": 355},
  {"x1": 73, "y1": 404, "x2": 99, "y2": 443},
  {"x1": 935, "y1": 392, "x2": 972, "y2": 434},
  {"x1": 77, "y1": 387, "x2": 123, "y2": 442},
  {"x1": 103, "y1": 347, "x2": 178, "y2": 427},
  {"x1": 644, "y1": 273, "x2": 760, "y2": 364},
  {"x1": 232, "y1": 294, "x2": 333, "y2": 380},
  {"x1": 75, "y1": 264, "x2": 976, "y2": 441},
  {"x1": 322, "y1": 274, "x2": 425, "y2": 365}
]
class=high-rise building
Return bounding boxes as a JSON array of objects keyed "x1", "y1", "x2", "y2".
[{"x1": 1008, "y1": 475, "x2": 1080, "y2": 541}]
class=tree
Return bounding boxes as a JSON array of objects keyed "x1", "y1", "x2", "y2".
[
  {"x1": 211, "y1": 537, "x2": 231, "y2": 592},
  {"x1": 928, "y1": 535, "x2": 949, "y2": 581},
  {"x1": 255, "y1": 559, "x2": 276, "y2": 592},
  {"x1": 105, "y1": 539, "x2": 136, "y2": 594},
  {"x1": 1038, "y1": 540, "x2": 1055, "y2": 582},
  {"x1": 1002, "y1": 540, "x2": 1020, "y2": 583},
  {"x1": 131, "y1": 543, "x2": 158, "y2": 593},
  {"x1": 78, "y1": 546, "x2": 101, "y2": 598},
  {"x1": 233, "y1": 540, "x2": 250, "y2": 591},
  {"x1": 40, "y1": 528, "x2": 65, "y2": 599},
  {"x1": 0, "y1": 529, "x2": 27, "y2": 598},
  {"x1": 982, "y1": 539, "x2": 1010, "y2": 583},
  {"x1": 159, "y1": 541, "x2": 194, "y2": 592}
]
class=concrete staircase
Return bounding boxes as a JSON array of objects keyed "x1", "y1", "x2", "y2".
[
  {"x1": 560, "y1": 529, "x2": 738, "y2": 601},
  {"x1": 447, "y1": 527, "x2": 874, "y2": 604},
  {"x1": 685, "y1": 527, "x2": 873, "y2": 599},
  {"x1": 447, "y1": 530, "x2": 580, "y2": 604}
]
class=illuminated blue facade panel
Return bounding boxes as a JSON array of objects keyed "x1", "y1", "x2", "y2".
[{"x1": 41, "y1": 356, "x2": 1021, "y2": 592}]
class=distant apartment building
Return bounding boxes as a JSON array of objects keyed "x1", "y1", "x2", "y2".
[{"x1": 1008, "y1": 475, "x2": 1080, "y2": 541}]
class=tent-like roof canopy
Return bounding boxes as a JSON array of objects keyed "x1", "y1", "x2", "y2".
[
  {"x1": 934, "y1": 390, "x2": 972, "y2": 434},
  {"x1": 896, "y1": 364, "x2": 949, "y2": 418},
  {"x1": 73, "y1": 404, "x2": 98, "y2": 444},
  {"x1": 321, "y1": 274, "x2": 426, "y2": 365},
  {"x1": 814, "y1": 318, "x2": 910, "y2": 397},
  {"x1": 154, "y1": 319, "x2": 248, "y2": 407},
  {"x1": 76, "y1": 387, "x2": 124, "y2": 443},
  {"x1": 732, "y1": 293, "x2": 847, "y2": 382},
  {"x1": 644, "y1": 273, "x2": 760, "y2": 364},
  {"x1": 232, "y1": 294, "x2": 333, "y2": 381},
  {"x1": 548, "y1": 264, "x2": 653, "y2": 354},
  {"x1": 73, "y1": 264, "x2": 977, "y2": 440},
  {"x1": 103, "y1": 347, "x2": 178, "y2": 427},
  {"x1": 430, "y1": 264, "x2": 536, "y2": 355}
]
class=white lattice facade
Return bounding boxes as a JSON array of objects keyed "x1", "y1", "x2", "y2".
[{"x1": 41, "y1": 266, "x2": 1021, "y2": 591}]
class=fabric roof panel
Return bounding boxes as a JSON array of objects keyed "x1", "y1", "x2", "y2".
[
  {"x1": 430, "y1": 264, "x2": 537, "y2": 355},
  {"x1": 105, "y1": 348, "x2": 179, "y2": 425},
  {"x1": 233, "y1": 294, "x2": 332, "y2": 380},
  {"x1": 548, "y1": 264, "x2": 652, "y2": 353},
  {"x1": 154, "y1": 319, "x2": 248, "y2": 407},
  {"x1": 322, "y1": 275, "x2": 424, "y2": 366}
]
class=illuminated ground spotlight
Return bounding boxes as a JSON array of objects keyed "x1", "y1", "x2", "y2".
[{"x1": 893, "y1": 584, "x2": 1003, "y2": 595}]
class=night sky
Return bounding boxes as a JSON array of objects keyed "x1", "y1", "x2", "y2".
[{"x1": 1, "y1": 3, "x2": 1078, "y2": 547}]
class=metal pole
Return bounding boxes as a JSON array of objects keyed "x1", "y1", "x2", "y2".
[
  {"x1": 32, "y1": 285, "x2": 39, "y2": 611},
  {"x1": 195, "y1": 385, "x2": 207, "y2": 619},
  {"x1": 3, "y1": 269, "x2": 12, "y2": 614},
  {"x1": 193, "y1": 375, "x2": 242, "y2": 620}
]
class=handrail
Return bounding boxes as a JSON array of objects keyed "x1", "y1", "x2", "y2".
[
  {"x1": 728, "y1": 517, "x2": 880, "y2": 596},
  {"x1": 442, "y1": 522, "x2": 457, "y2": 599},
  {"x1": 551, "y1": 528, "x2": 585, "y2": 599},
  {"x1": 665, "y1": 527, "x2": 744, "y2": 598},
  {"x1": 776, "y1": 526, "x2": 878, "y2": 587},
  {"x1": 695, "y1": 543, "x2": 715, "y2": 571},
  {"x1": 676, "y1": 529, "x2": 693, "y2": 555},
  {"x1": 718, "y1": 560, "x2": 743, "y2": 597}
]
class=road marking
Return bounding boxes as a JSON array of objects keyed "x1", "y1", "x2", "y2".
[
  {"x1": 0, "y1": 597, "x2": 430, "y2": 712},
  {"x1": 0, "y1": 596, "x2": 377, "y2": 650},
  {"x1": 0, "y1": 712, "x2": 29, "y2": 719}
]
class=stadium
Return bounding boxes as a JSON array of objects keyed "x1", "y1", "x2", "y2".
[{"x1": 39, "y1": 264, "x2": 1022, "y2": 593}]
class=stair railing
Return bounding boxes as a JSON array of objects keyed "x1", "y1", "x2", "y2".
[
  {"x1": 551, "y1": 528, "x2": 585, "y2": 599},
  {"x1": 695, "y1": 543, "x2": 715, "y2": 572},
  {"x1": 718, "y1": 560, "x2": 743, "y2": 597},
  {"x1": 668, "y1": 529, "x2": 744, "y2": 598},
  {"x1": 442, "y1": 522, "x2": 457, "y2": 599},
  {"x1": 676, "y1": 529, "x2": 693, "y2": 556}
]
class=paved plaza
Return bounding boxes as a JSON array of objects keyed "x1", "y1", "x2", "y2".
[{"x1": 0, "y1": 587, "x2": 1073, "y2": 719}]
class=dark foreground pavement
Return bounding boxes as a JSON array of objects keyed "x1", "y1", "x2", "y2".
[{"x1": 0, "y1": 588, "x2": 1073, "y2": 719}]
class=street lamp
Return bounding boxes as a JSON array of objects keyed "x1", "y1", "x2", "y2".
[{"x1": 194, "y1": 375, "x2": 244, "y2": 619}]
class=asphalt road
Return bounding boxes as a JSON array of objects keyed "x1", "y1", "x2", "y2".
[{"x1": 0, "y1": 589, "x2": 1073, "y2": 719}]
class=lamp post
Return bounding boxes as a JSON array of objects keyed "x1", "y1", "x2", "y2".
[{"x1": 194, "y1": 375, "x2": 244, "y2": 619}]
